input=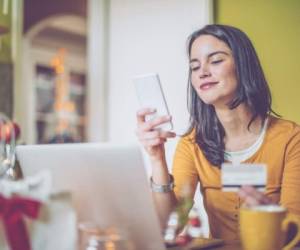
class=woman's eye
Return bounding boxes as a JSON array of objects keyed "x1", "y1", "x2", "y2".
[
  {"x1": 190, "y1": 66, "x2": 200, "y2": 71},
  {"x1": 211, "y1": 59, "x2": 223, "y2": 64}
]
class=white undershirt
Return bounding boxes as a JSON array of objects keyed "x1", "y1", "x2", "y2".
[{"x1": 224, "y1": 118, "x2": 268, "y2": 164}]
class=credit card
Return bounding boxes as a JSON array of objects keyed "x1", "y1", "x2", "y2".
[{"x1": 221, "y1": 163, "x2": 266, "y2": 192}]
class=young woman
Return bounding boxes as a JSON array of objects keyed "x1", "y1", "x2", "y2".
[{"x1": 135, "y1": 24, "x2": 300, "y2": 240}]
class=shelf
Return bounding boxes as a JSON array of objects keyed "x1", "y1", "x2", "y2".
[
  {"x1": 36, "y1": 112, "x2": 85, "y2": 126},
  {"x1": 34, "y1": 60, "x2": 86, "y2": 143},
  {"x1": 35, "y1": 84, "x2": 85, "y2": 95}
]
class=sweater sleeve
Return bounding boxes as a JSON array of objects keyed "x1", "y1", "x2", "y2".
[
  {"x1": 172, "y1": 135, "x2": 199, "y2": 201},
  {"x1": 280, "y1": 126, "x2": 300, "y2": 217}
]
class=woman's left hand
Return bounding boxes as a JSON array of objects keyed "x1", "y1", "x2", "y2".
[{"x1": 238, "y1": 185, "x2": 273, "y2": 206}]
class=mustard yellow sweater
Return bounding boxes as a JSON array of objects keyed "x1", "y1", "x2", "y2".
[{"x1": 172, "y1": 116, "x2": 300, "y2": 240}]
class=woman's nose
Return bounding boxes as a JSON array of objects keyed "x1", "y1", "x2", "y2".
[{"x1": 199, "y1": 64, "x2": 211, "y2": 78}]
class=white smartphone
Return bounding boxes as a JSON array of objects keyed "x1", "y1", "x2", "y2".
[{"x1": 133, "y1": 73, "x2": 173, "y2": 131}]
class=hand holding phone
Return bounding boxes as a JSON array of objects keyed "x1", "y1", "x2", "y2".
[{"x1": 133, "y1": 73, "x2": 173, "y2": 131}]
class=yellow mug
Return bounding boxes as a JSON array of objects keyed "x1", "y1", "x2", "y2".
[{"x1": 239, "y1": 205, "x2": 300, "y2": 250}]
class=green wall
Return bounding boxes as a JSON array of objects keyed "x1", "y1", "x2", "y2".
[
  {"x1": 0, "y1": 0, "x2": 14, "y2": 117},
  {"x1": 215, "y1": 0, "x2": 300, "y2": 124},
  {"x1": 0, "y1": 0, "x2": 12, "y2": 62}
]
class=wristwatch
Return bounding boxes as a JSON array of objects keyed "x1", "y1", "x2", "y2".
[{"x1": 150, "y1": 174, "x2": 175, "y2": 193}]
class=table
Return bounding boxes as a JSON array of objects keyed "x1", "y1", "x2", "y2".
[
  {"x1": 168, "y1": 239, "x2": 300, "y2": 250},
  {"x1": 168, "y1": 240, "x2": 241, "y2": 250}
]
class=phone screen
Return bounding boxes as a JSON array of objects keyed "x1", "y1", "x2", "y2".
[{"x1": 133, "y1": 73, "x2": 173, "y2": 130}]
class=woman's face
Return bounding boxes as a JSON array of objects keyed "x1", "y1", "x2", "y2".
[{"x1": 189, "y1": 35, "x2": 238, "y2": 107}]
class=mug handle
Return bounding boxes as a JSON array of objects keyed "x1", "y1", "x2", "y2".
[{"x1": 282, "y1": 214, "x2": 300, "y2": 250}]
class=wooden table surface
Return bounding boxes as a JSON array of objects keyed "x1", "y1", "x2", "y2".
[
  {"x1": 167, "y1": 240, "x2": 241, "y2": 250},
  {"x1": 168, "y1": 239, "x2": 300, "y2": 250}
]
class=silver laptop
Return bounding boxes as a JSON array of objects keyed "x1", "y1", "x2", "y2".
[{"x1": 16, "y1": 143, "x2": 165, "y2": 250}]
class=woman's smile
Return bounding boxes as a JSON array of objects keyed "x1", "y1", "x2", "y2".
[{"x1": 199, "y1": 81, "x2": 219, "y2": 91}]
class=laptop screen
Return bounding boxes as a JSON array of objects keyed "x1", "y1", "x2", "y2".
[{"x1": 16, "y1": 143, "x2": 165, "y2": 250}]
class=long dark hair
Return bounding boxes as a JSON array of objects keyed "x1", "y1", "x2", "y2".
[{"x1": 186, "y1": 24, "x2": 272, "y2": 167}]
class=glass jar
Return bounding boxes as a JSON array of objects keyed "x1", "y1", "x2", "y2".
[
  {"x1": 0, "y1": 113, "x2": 16, "y2": 179},
  {"x1": 78, "y1": 222, "x2": 102, "y2": 250},
  {"x1": 78, "y1": 223, "x2": 134, "y2": 250}
]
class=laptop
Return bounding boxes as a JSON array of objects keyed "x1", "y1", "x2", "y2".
[{"x1": 16, "y1": 143, "x2": 165, "y2": 250}]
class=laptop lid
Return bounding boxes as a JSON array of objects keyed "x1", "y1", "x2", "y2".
[{"x1": 16, "y1": 143, "x2": 165, "y2": 250}]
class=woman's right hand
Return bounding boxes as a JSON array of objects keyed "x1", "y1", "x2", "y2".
[{"x1": 135, "y1": 108, "x2": 176, "y2": 162}]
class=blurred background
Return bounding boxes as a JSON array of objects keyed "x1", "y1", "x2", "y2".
[
  {"x1": 0, "y1": 0, "x2": 299, "y2": 237},
  {"x1": 0, "y1": 0, "x2": 298, "y2": 146}
]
